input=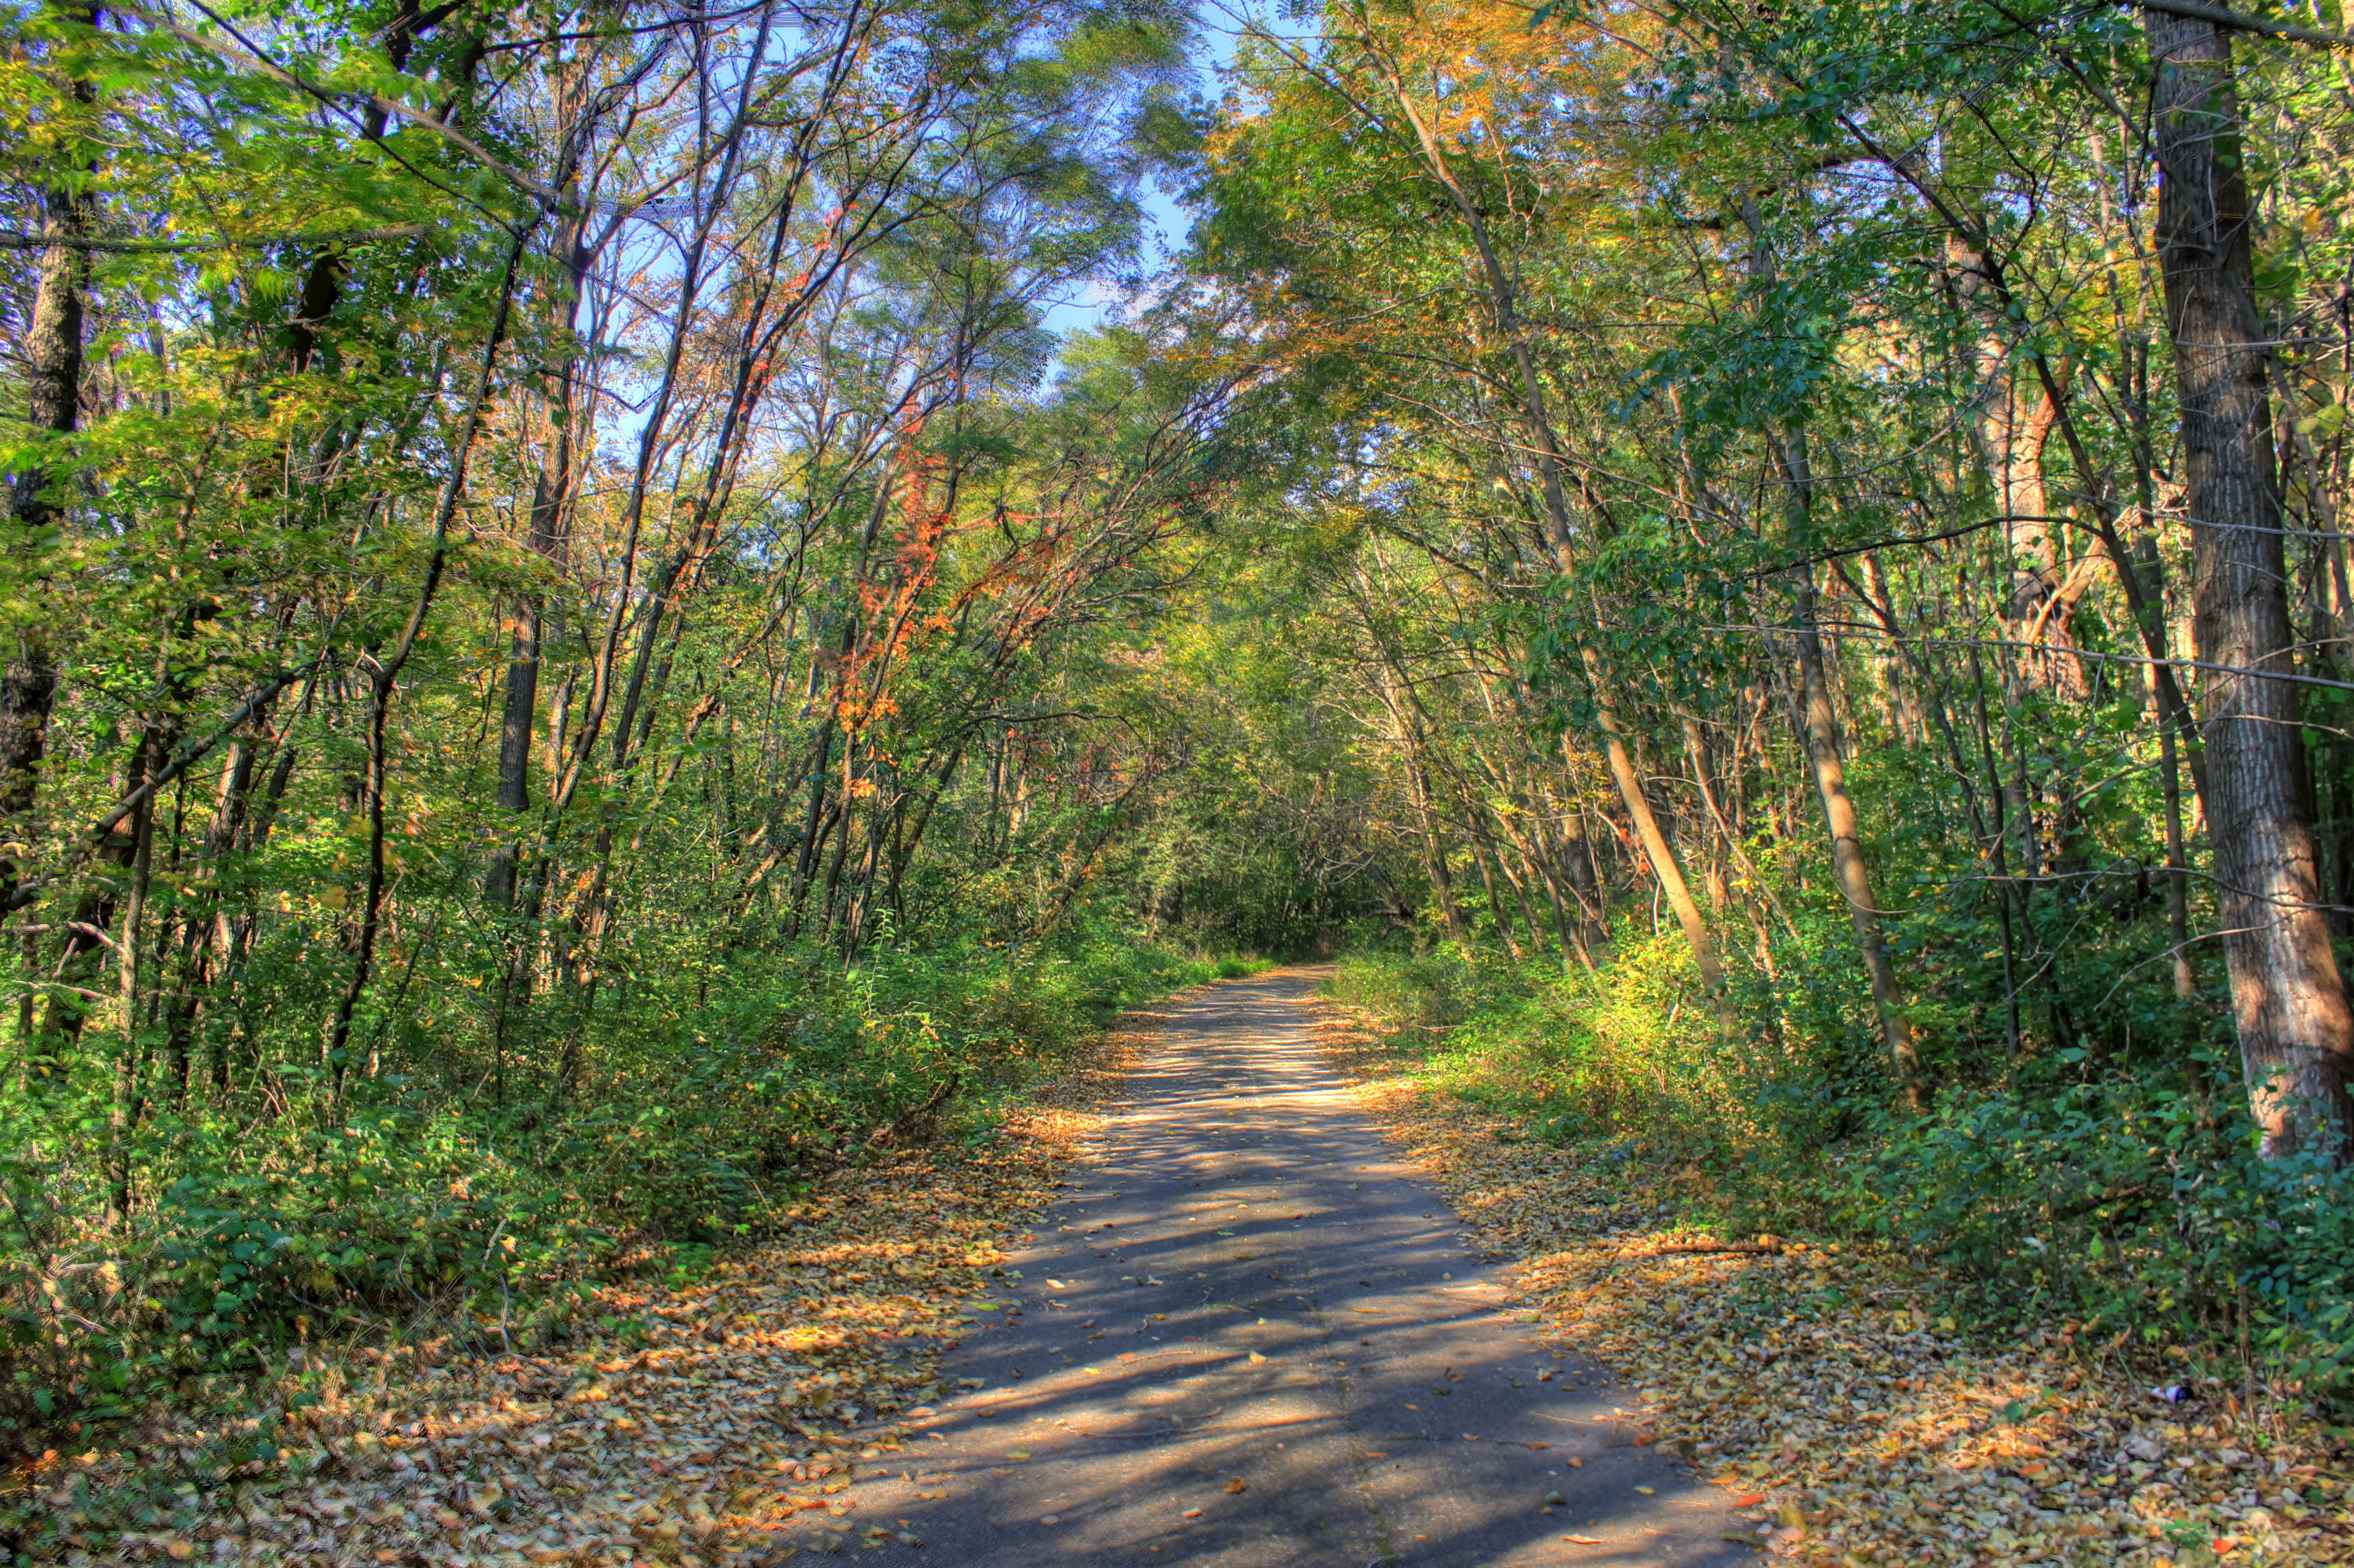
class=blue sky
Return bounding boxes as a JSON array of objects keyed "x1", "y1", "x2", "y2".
[{"x1": 1035, "y1": 1, "x2": 1294, "y2": 339}]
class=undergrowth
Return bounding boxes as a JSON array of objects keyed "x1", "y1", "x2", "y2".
[
  {"x1": 1321, "y1": 940, "x2": 2354, "y2": 1419},
  {"x1": 0, "y1": 920, "x2": 1251, "y2": 1459}
]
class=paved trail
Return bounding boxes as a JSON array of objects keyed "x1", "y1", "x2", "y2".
[{"x1": 873, "y1": 970, "x2": 1750, "y2": 1567}]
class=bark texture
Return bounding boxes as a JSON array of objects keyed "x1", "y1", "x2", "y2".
[
  {"x1": 1791, "y1": 569, "x2": 1919, "y2": 1099},
  {"x1": 2147, "y1": 8, "x2": 2354, "y2": 1156},
  {"x1": 0, "y1": 20, "x2": 94, "y2": 936}
]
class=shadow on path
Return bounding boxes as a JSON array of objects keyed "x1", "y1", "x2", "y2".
[{"x1": 857, "y1": 970, "x2": 1753, "y2": 1567}]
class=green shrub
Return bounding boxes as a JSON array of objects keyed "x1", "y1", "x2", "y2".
[
  {"x1": 0, "y1": 918, "x2": 1213, "y2": 1448},
  {"x1": 1323, "y1": 942, "x2": 2354, "y2": 1402}
]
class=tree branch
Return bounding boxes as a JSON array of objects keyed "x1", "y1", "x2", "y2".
[{"x1": 2130, "y1": 1, "x2": 2354, "y2": 49}]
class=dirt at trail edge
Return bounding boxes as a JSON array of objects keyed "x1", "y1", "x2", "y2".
[{"x1": 1318, "y1": 1004, "x2": 2354, "y2": 1568}]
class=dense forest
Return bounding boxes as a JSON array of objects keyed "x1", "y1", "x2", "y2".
[{"x1": 6, "y1": 0, "x2": 2354, "y2": 1473}]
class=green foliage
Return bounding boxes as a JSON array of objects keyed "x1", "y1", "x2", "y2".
[
  {"x1": 0, "y1": 919, "x2": 1222, "y2": 1445},
  {"x1": 1824, "y1": 1067, "x2": 2354, "y2": 1396},
  {"x1": 0, "y1": 0, "x2": 1250, "y2": 1462},
  {"x1": 10, "y1": 0, "x2": 2354, "y2": 1481},
  {"x1": 1328, "y1": 940, "x2": 2354, "y2": 1401}
]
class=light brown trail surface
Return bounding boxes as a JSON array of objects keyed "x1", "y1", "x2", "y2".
[{"x1": 871, "y1": 968, "x2": 1750, "y2": 1567}]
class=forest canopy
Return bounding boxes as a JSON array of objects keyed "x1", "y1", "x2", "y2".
[{"x1": 7, "y1": 0, "x2": 2354, "y2": 1452}]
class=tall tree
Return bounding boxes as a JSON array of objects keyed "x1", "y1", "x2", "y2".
[{"x1": 2147, "y1": 5, "x2": 2354, "y2": 1157}]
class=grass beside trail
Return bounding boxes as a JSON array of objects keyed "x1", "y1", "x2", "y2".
[
  {"x1": 1312, "y1": 998, "x2": 2354, "y2": 1568},
  {"x1": 7, "y1": 1008, "x2": 1169, "y2": 1568}
]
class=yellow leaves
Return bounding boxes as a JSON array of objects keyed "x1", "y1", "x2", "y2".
[
  {"x1": 1338, "y1": 1026, "x2": 2354, "y2": 1568},
  {"x1": 53, "y1": 1078, "x2": 1125, "y2": 1568}
]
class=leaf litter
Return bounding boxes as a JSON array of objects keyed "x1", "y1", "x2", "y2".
[
  {"x1": 1318, "y1": 1009, "x2": 2354, "y2": 1567},
  {"x1": 15, "y1": 1026, "x2": 1152, "y2": 1566}
]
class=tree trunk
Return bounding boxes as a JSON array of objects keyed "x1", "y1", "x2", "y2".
[
  {"x1": 2162, "y1": 719, "x2": 2196, "y2": 1000},
  {"x1": 1550, "y1": 786, "x2": 1609, "y2": 957},
  {"x1": 0, "y1": 23, "x2": 93, "y2": 938},
  {"x1": 488, "y1": 144, "x2": 595, "y2": 906},
  {"x1": 1742, "y1": 197, "x2": 1915, "y2": 1089},
  {"x1": 106, "y1": 773, "x2": 156, "y2": 1225},
  {"x1": 1582, "y1": 647, "x2": 1728, "y2": 1017},
  {"x1": 326, "y1": 225, "x2": 532, "y2": 1085},
  {"x1": 1468, "y1": 831, "x2": 1524, "y2": 960},
  {"x1": 2147, "y1": 7, "x2": 2354, "y2": 1157},
  {"x1": 1791, "y1": 567, "x2": 1920, "y2": 1101},
  {"x1": 1407, "y1": 755, "x2": 1468, "y2": 948}
]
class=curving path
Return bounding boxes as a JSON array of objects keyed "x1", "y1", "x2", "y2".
[{"x1": 869, "y1": 969, "x2": 1751, "y2": 1567}]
